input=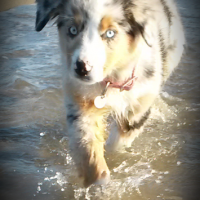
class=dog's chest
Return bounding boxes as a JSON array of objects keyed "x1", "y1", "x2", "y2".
[{"x1": 104, "y1": 89, "x2": 137, "y2": 117}]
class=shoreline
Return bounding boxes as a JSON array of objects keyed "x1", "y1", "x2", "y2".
[{"x1": 0, "y1": 0, "x2": 35, "y2": 12}]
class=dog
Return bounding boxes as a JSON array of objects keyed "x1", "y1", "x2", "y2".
[{"x1": 35, "y1": 0, "x2": 185, "y2": 187}]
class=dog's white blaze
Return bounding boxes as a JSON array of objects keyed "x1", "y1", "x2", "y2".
[{"x1": 79, "y1": 22, "x2": 106, "y2": 83}]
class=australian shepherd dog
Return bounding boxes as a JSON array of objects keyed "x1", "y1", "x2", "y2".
[{"x1": 35, "y1": 0, "x2": 185, "y2": 187}]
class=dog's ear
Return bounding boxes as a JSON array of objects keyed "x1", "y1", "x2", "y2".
[
  {"x1": 35, "y1": 0, "x2": 63, "y2": 32},
  {"x1": 123, "y1": 5, "x2": 154, "y2": 48},
  {"x1": 137, "y1": 23, "x2": 154, "y2": 47}
]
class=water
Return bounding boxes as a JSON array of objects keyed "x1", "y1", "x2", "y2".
[{"x1": 0, "y1": 1, "x2": 199, "y2": 199}]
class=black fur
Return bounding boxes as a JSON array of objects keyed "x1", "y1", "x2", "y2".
[
  {"x1": 67, "y1": 114, "x2": 79, "y2": 123},
  {"x1": 57, "y1": 20, "x2": 64, "y2": 29},
  {"x1": 160, "y1": 0, "x2": 173, "y2": 26},
  {"x1": 144, "y1": 68, "x2": 155, "y2": 78},
  {"x1": 158, "y1": 30, "x2": 167, "y2": 79},
  {"x1": 36, "y1": 11, "x2": 50, "y2": 32},
  {"x1": 131, "y1": 109, "x2": 151, "y2": 130},
  {"x1": 120, "y1": 109, "x2": 151, "y2": 133},
  {"x1": 35, "y1": 0, "x2": 62, "y2": 31},
  {"x1": 43, "y1": 0, "x2": 51, "y2": 9}
]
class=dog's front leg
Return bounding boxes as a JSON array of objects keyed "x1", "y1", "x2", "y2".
[
  {"x1": 66, "y1": 103, "x2": 110, "y2": 187},
  {"x1": 106, "y1": 109, "x2": 151, "y2": 151}
]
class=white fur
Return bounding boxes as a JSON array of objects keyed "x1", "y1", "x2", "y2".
[{"x1": 35, "y1": 0, "x2": 185, "y2": 187}]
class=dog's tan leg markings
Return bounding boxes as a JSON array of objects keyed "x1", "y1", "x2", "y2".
[{"x1": 66, "y1": 101, "x2": 110, "y2": 187}]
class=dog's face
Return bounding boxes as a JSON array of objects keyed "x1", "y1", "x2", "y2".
[{"x1": 35, "y1": 0, "x2": 145, "y2": 84}]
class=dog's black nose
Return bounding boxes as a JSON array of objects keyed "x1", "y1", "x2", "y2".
[{"x1": 75, "y1": 60, "x2": 90, "y2": 77}]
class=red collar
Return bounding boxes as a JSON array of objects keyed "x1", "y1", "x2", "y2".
[{"x1": 102, "y1": 68, "x2": 137, "y2": 92}]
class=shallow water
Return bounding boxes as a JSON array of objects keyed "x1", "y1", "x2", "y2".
[{"x1": 0, "y1": 1, "x2": 199, "y2": 200}]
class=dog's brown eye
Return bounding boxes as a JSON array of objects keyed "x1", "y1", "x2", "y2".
[{"x1": 69, "y1": 26, "x2": 78, "y2": 36}]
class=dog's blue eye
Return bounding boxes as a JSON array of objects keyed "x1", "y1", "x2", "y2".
[
  {"x1": 106, "y1": 30, "x2": 115, "y2": 38},
  {"x1": 69, "y1": 26, "x2": 78, "y2": 35}
]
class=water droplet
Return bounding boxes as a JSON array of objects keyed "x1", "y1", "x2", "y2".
[
  {"x1": 155, "y1": 180, "x2": 161, "y2": 184},
  {"x1": 40, "y1": 132, "x2": 45, "y2": 136},
  {"x1": 177, "y1": 161, "x2": 181, "y2": 166},
  {"x1": 37, "y1": 186, "x2": 41, "y2": 192}
]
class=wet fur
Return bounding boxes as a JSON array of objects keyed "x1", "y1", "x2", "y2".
[{"x1": 35, "y1": 0, "x2": 185, "y2": 187}]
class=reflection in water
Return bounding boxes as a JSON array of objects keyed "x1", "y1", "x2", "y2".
[{"x1": 0, "y1": 1, "x2": 200, "y2": 200}]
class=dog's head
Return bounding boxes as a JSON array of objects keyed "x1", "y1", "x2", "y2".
[{"x1": 36, "y1": 0, "x2": 153, "y2": 84}]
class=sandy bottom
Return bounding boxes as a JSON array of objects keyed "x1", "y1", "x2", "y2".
[{"x1": 0, "y1": 0, "x2": 34, "y2": 12}]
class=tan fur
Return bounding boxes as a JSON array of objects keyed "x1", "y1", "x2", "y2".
[
  {"x1": 99, "y1": 17, "x2": 138, "y2": 79},
  {"x1": 71, "y1": 93, "x2": 110, "y2": 186},
  {"x1": 78, "y1": 138, "x2": 109, "y2": 187},
  {"x1": 99, "y1": 16, "x2": 114, "y2": 33}
]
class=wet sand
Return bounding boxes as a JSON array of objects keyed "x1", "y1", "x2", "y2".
[{"x1": 0, "y1": 0, "x2": 34, "y2": 12}]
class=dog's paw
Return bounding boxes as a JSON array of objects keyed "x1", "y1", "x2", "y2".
[
  {"x1": 93, "y1": 170, "x2": 110, "y2": 186},
  {"x1": 82, "y1": 158, "x2": 110, "y2": 187},
  {"x1": 77, "y1": 149, "x2": 110, "y2": 187}
]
